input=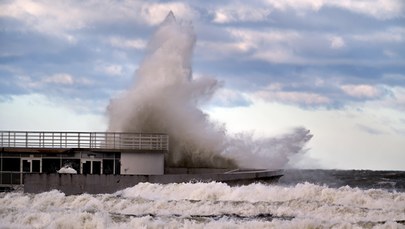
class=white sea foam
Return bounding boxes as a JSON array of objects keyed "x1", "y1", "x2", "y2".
[
  {"x1": 1, "y1": 182, "x2": 404, "y2": 228},
  {"x1": 57, "y1": 165, "x2": 77, "y2": 174}
]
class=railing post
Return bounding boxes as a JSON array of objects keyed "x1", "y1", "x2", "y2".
[
  {"x1": 78, "y1": 132, "x2": 80, "y2": 148},
  {"x1": 140, "y1": 133, "x2": 142, "y2": 150},
  {"x1": 26, "y1": 132, "x2": 28, "y2": 148}
]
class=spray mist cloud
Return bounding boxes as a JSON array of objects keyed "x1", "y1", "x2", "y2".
[{"x1": 107, "y1": 12, "x2": 312, "y2": 169}]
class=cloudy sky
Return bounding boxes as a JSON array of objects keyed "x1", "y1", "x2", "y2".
[{"x1": 1, "y1": 0, "x2": 404, "y2": 170}]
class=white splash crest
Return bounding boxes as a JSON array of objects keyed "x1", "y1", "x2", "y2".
[{"x1": 107, "y1": 12, "x2": 312, "y2": 169}]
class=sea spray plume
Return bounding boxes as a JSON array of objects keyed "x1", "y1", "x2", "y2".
[
  {"x1": 107, "y1": 12, "x2": 313, "y2": 169},
  {"x1": 223, "y1": 127, "x2": 313, "y2": 169},
  {"x1": 107, "y1": 12, "x2": 235, "y2": 167}
]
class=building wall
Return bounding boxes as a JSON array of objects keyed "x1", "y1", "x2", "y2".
[
  {"x1": 23, "y1": 171, "x2": 284, "y2": 194},
  {"x1": 120, "y1": 151, "x2": 164, "y2": 175}
]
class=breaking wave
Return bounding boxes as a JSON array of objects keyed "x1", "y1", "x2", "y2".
[
  {"x1": 107, "y1": 12, "x2": 312, "y2": 169},
  {"x1": 1, "y1": 182, "x2": 404, "y2": 228}
]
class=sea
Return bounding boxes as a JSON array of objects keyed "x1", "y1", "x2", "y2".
[{"x1": 0, "y1": 169, "x2": 404, "y2": 228}]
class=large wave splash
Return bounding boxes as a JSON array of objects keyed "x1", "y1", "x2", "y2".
[
  {"x1": 107, "y1": 12, "x2": 312, "y2": 169},
  {"x1": 1, "y1": 182, "x2": 404, "y2": 228}
]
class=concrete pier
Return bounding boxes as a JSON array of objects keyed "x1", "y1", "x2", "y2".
[
  {"x1": 24, "y1": 169, "x2": 283, "y2": 195},
  {"x1": 1, "y1": 131, "x2": 284, "y2": 194}
]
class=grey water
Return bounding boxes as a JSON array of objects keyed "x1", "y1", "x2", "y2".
[{"x1": 279, "y1": 169, "x2": 405, "y2": 192}]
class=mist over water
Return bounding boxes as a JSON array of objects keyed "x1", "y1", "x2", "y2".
[{"x1": 107, "y1": 12, "x2": 312, "y2": 169}]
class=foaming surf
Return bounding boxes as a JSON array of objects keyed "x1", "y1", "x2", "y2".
[
  {"x1": 1, "y1": 180, "x2": 404, "y2": 228},
  {"x1": 107, "y1": 12, "x2": 313, "y2": 169}
]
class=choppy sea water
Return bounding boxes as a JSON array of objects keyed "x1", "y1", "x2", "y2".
[{"x1": 1, "y1": 170, "x2": 405, "y2": 228}]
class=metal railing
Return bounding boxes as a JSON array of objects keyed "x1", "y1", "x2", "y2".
[
  {"x1": 0, "y1": 172, "x2": 22, "y2": 185},
  {"x1": 0, "y1": 131, "x2": 169, "y2": 151}
]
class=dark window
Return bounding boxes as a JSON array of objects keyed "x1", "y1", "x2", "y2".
[
  {"x1": 1, "y1": 173, "x2": 21, "y2": 185},
  {"x1": 115, "y1": 160, "x2": 120, "y2": 175},
  {"x1": 22, "y1": 160, "x2": 30, "y2": 172},
  {"x1": 103, "y1": 160, "x2": 114, "y2": 174},
  {"x1": 2, "y1": 153, "x2": 20, "y2": 157},
  {"x1": 93, "y1": 161, "x2": 101, "y2": 174},
  {"x1": 82, "y1": 161, "x2": 91, "y2": 175},
  {"x1": 32, "y1": 160, "x2": 40, "y2": 173},
  {"x1": 21, "y1": 159, "x2": 41, "y2": 173},
  {"x1": 2, "y1": 158, "x2": 20, "y2": 171},
  {"x1": 103, "y1": 153, "x2": 115, "y2": 158},
  {"x1": 1, "y1": 173, "x2": 11, "y2": 184},
  {"x1": 42, "y1": 159, "x2": 60, "y2": 173}
]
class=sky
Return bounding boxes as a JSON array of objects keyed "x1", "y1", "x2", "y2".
[{"x1": 0, "y1": 0, "x2": 404, "y2": 170}]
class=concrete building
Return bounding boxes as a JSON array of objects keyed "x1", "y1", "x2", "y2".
[{"x1": 0, "y1": 131, "x2": 169, "y2": 187}]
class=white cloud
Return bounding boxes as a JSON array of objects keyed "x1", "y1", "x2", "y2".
[
  {"x1": 0, "y1": 0, "x2": 197, "y2": 39},
  {"x1": 15, "y1": 73, "x2": 94, "y2": 90},
  {"x1": 97, "y1": 64, "x2": 123, "y2": 76},
  {"x1": 352, "y1": 27, "x2": 404, "y2": 43},
  {"x1": 212, "y1": 11, "x2": 230, "y2": 24},
  {"x1": 383, "y1": 50, "x2": 397, "y2": 58},
  {"x1": 356, "y1": 123, "x2": 385, "y2": 135},
  {"x1": 200, "y1": 26, "x2": 403, "y2": 65},
  {"x1": 211, "y1": 5, "x2": 271, "y2": 23},
  {"x1": 198, "y1": 40, "x2": 256, "y2": 57},
  {"x1": 253, "y1": 84, "x2": 331, "y2": 105},
  {"x1": 198, "y1": 28, "x2": 301, "y2": 62},
  {"x1": 339, "y1": 84, "x2": 405, "y2": 112},
  {"x1": 385, "y1": 87, "x2": 405, "y2": 110},
  {"x1": 109, "y1": 37, "x2": 146, "y2": 50},
  {"x1": 255, "y1": 90, "x2": 331, "y2": 105},
  {"x1": 333, "y1": 0, "x2": 404, "y2": 20},
  {"x1": 265, "y1": 0, "x2": 323, "y2": 11},
  {"x1": 382, "y1": 73, "x2": 405, "y2": 82},
  {"x1": 0, "y1": 0, "x2": 89, "y2": 40},
  {"x1": 330, "y1": 36, "x2": 345, "y2": 49},
  {"x1": 341, "y1": 84, "x2": 381, "y2": 98},
  {"x1": 44, "y1": 73, "x2": 75, "y2": 85},
  {"x1": 252, "y1": 48, "x2": 299, "y2": 64},
  {"x1": 228, "y1": 28, "x2": 300, "y2": 46},
  {"x1": 264, "y1": 0, "x2": 404, "y2": 20},
  {"x1": 197, "y1": 28, "x2": 300, "y2": 55}
]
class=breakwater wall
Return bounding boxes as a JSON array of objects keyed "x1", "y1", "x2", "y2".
[{"x1": 24, "y1": 170, "x2": 283, "y2": 195}]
